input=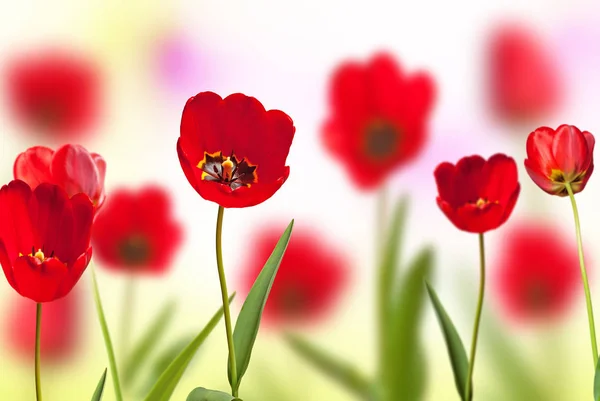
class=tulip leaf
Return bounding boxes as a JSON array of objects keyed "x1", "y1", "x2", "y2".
[
  {"x1": 144, "y1": 294, "x2": 235, "y2": 401},
  {"x1": 284, "y1": 332, "x2": 372, "y2": 399},
  {"x1": 386, "y1": 247, "x2": 434, "y2": 400},
  {"x1": 91, "y1": 368, "x2": 108, "y2": 401},
  {"x1": 377, "y1": 197, "x2": 408, "y2": 391},
  {"x1": 186, "y1": 387, "x2": 240, "y2": 401},
  {"x1": 123, "y1": 300, "x2": 177, "y2": 387},
  {"x1": 594, "y1": 357, "x2": 600, "y2": 401},
  {"x1": 228, "y1": 220, "x2": 294, "y2": 393},
  {"x1": 425, "y1": 281, "x2": 470, "y2": 400}
]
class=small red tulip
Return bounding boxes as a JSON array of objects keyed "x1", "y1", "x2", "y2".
[
  {"x1": 177, "y1": 92, "x2": 295, "y2": 208},
  {"x1": 240, "y1": 225, "x2": 349, "y2": 326},
  {"x1": 434, "y1": 154, "x2": 520, "y2": 233},
  {"x1": 92, "y1": 186, "x2": 183, "y2": 274},
  {"x1": 5, "y1": 50, "x2": 101, "y2": 138},
  {"x1": 494, "y1": 221, "x2": 580, "y2": 323},
  {"x1": 14, "y1": 144, "x2": 107, "y2": 208},
  {"x1": 0, "y1": 180, "x2": 94, "y2": 303},
  {"x1": 524, "y1": 125, "x2": 595, "y2": 196},
  {"x1": 322, "y1": 52, "x2": 436, "y2": 190}
]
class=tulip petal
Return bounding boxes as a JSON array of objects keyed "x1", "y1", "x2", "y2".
[
  {"x1": 552, "y1": 124, "x2": 588, "y2": 175},
  {"x1": 526, "y1": 126, "x2": 557, "y2": 174},
  {"x1": 12, "y1": 256, "x2": 69, "y2": 302},
  {"x1": 13, "y1": 146, "x2": 54, "y2": 188}
]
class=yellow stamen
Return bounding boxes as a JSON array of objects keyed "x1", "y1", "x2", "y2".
[
  {"x1": 34, "y1": 249, "x2": 45, "y2": 261},
  {"x1": 222, "y1": 157, "x2": 234, "y2": 181},
  {"x1": 476, "y1": 198, "x2": 487, "y2": 207}
]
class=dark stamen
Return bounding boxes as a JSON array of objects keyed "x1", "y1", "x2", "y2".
[{"x1": 50, "y1": 251, "x2": 54, "y2": 258}]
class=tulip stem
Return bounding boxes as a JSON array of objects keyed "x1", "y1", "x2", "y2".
[
  {"x1": 35, "y1": 302, "x2": 42, "y2": 401},
  {"x1": 465, "y1": 233, "x2": 486, "y2": 401},
  {"x1": 215, "y1": 206, "x2": 238, "y2": 397},
  {"x1": 565, "y1": 182, "x2": 598, "y2": 368},
  {"x1": 119, "y1": 276, "x2": 136, "y2": 373},
  {"x1": 91, "y1": 265, "x2": 124, "y2": 401},
  {"x1": 376, "y1": 185, "x2": 388, "y2": 380}
]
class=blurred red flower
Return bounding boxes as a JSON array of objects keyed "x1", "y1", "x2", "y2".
[
  {"x1": 494, "y1": 221, "x2": 580, "y2": 322},
  {"x1": 5, "y1": 50, "x2": 101, "y2": 139},
  {"x1": 322, "y1": 52, "x2": 436, "y2": 190},
  {"x1": 0, "y1": 180, "x2": 94, "y2": 303},
  {"x1": 177, "y1": 92, "x2": 295, "y2": 208},
  {"x1": 6, "y1": 287, "x2": 81, "y2": 362},
  {"x1": 92, "y1": 186, "x2": 183, "y2": 274},
  {"x1": 240, "y1": 225, "x2": 348, "y2": 326},
  {"x1": 525, "y1": 124, "x2": 594, "y2": 196},
  {"x1": 486, "y1": 24, "x2": 562, "y2": 124},
  {"x1": 434, "y1": 154, "x2": 520, "y2": 233},
  {"x1": 14, "y1": 144, "x2": 107, "y2": 209}
]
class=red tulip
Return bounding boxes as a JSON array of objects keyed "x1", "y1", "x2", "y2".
[
  {"x1": 434, "y1": 154, "x2": 520, "y2": 233},
  {"x1": 92, "y1": 186, "x2": 183, "y2": 274},
  {"x1": 177, "y1": 92, "x2": 295, "y2": 208},
  {"x1": 525, "y1": 125, "x2": 595, "y2": 196},
  {"x1": 487, "y1": 24, "x2": 562, "y2": 123},
  {"x1": 5, "y1": 50, "x2": 101, "y2": 138},
  {"x1": 6, "y1": 287, "x2": 81, "y2": 362},
  {"x1": 0, "y1": 180, "x2": 94, "y2": 303},
  {"x1": 322, "y1": 52, "x2": 436, "y2": 190},
  {"x1": 494, "y1": 221, "x2": 580, "y2": 322},
  {"x1": 14, "y1": 144, "x2": 107, "y2": 208},
  {"x1": 240, "y1": 225, "x2": 349, "y2": 326}
]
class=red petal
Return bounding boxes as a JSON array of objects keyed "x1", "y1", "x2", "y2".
[
  {"x1": 524, "y1": 159, "x2": 561, "y2": 195},
  {"x1": 453, "y1": 155, "x2": 486, "y2": 205},
  {"x1": 552, "y1": 125, "x2": 588, "y2": 175},
  {"x1": 51, "y1": 144, "x2": 104, "y2": 202},
  {"x1": 12, "y1": 256, "x2": 69, "y2": 302},
  {"x1": 434, "y1": 162, "x2": 458, "y2": 207},
  {"x1": 0, "y1": 180, "x2": 35, "y2": 259},
  {"x1": 55, "y1": 248, "x2": 91, "y2": 300},
  {"x1": 526, "y1": 126, "x2": 557, "y2": 174},
  {"x1": 179, "y1": 92, "x2": 224, "y2": 163},
  {"x1": 481, "y1": 154, "x2": 519, "y2": 203},
  {"x1": 13, "y1": 146, "x2": 54, "y2": 188}
]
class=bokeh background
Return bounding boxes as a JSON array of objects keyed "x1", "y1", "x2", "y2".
[{"x1": 1, "y1": 0, "x2": 600, "y2": 400}]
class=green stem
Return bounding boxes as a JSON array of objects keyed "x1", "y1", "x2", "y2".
[
  {"x1": 464, "y1": 233, "x2": 486, "y2": 401},
  {"x1": 376, "y1": 186, "x2": 388, "y2": 380},
  {"x1": 565, "y1": 182, "x2": 598, "y2": 367},
  {"x1": 119, "y1": 275, "x2": 136, "y2": 372},
  {"x1": 215, "y1": 206, "x2": 238, "y2": 397},
  {"x1": 35, "y1": 303, "x2": 42, "y2": 401},
  {"x1": 92, "y1": 265, "x2": 124, "y2": 401}
]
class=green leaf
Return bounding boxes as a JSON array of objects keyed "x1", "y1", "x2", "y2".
[
  {"x1": 594, "y1": 357, "x2": 600, "y2": 401},
  {"x1": 91, "y1": 368, "x2": 108, "y2": 401},
  {"x1": 122, "y1": 300, "x2": 177, "y2": 387},
  {"x1": 377, "y1": 197, "x2": 408, "y2": 386},
  {"x1": 385, "y1": 247, "x2": 434, "y2": 400},
  {"x1": 228, "y1": 220, "x2": 294, "y2": 393},
  {"x1": 144, "y1": 294, "x2": 235, "y2": 401},
  {"x1": 285, "y1": 333, "x2": 372, "y2": 399},
  {"x1": 186, "y1": 387, "x2": 240, "y2": 401},
  {"x1": 425, "y1": 281, "x2": 470, "y2": 400}
]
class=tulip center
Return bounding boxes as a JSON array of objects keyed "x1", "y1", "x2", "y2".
[
  {"x1": 280, "y1": 286, "x2": 307, "y2": 315},
  {"x1": 19, "y1": 247, "x2": 54, "y2": 262},
  {"x1": 472, "y1": 198, "x2": 499, "y2": 208},
  {"x1": 118, "y1": 235, "x2": 150, "y2": 266},
  {"x1": 197, "y1": 151, "x2": 257, "y2": 190},
  {"x1": 35, "y1": 99, "x2": 62, "y2": 131},
  {"x1": 363, "y1": 119, "x2": 400, "y2": 160},
  {"x1": 526, "y1": 281, "x2": 549, "y2": 312}
]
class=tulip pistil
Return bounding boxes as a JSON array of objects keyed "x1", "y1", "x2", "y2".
[{"x1": 197, "y1": 151, "x2": 258, "y2": 190}]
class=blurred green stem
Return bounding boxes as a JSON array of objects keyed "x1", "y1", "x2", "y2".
[
  {"x1": 465, "y1": 233, "x2": 486, "y2": 401},
  {"x1": 215, "y1": 206, "x2": 238, "y2": 397},
  {"x1": 376, "y1": 186, "x2": 388, "y2": 379},
  {"x1": 565, "y1": 182, "x2": 598, "y2": 367},
  {"x1": 35, "y1": 303, "x2": 42, "y2": 401},
  {"x1": 119, "y1": 275, "x2": 136, "y2": 373},
  {"x1": 92, "y1": 264, "x2": 124, "y2": 401}
]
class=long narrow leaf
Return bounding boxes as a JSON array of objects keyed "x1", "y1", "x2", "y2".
[
  {"x1": 123, "y1": 300, "x2": 177, "y2": 387},
  {"x1": 425, "y1": 281, "x2": 469, "y2": 400},
  {"x1": 186, "y1": 387, "x2": 239, "y2": 401},
  {"x1": 91, "y1": 368, "x2": 108, "y2": 401},
  {"x1": 229, "y1": 220, "x2": 294, "y2": 393},
  {"x1": 386, "y1": 247, "x2": 434, "y2": 400},
  {"x1": 285, "y1": 333, "x2": 372, "y2": 399},
  {"x1": 144, "y1": 294, "x2": 235, "y2": 401}
]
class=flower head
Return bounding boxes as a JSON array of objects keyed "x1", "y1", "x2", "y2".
[
  {"x1": 92, "y1": 186, "x2": 183, "y2": 274},
  {"x1": 0, "y1": 180, "x2": 94, "y2": 303},
  {"x1": 14, "y1": 144, "x2": 107, "y2": 209},
  {"x1": 322, "y1": 52, "x2": 436, "y2": 190},
  {"x1": 494, "y1": 220, "x2": 580, "y2": 323},
  {"x1": 240, "y1": 225, "x2": 349, "y2": 326},
  {"x1": 525, "y1": 125, "x2": 595, "y2": 196},
  {"x1": 434, "y1": 154, "x2": 520, "y2": 233},
  {"x1": 5, "y1": 50, "x2": 101, "y2": 139},
  {"x1": 177, "y1": 92, "x2": 295, "y2": 208}
]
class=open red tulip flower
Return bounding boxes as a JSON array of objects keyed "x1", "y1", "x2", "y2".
[
  {"x1": 0, "y1": 180, "x2": 94, "y2": 303},
  {"x1": 240, "y1": 224, "x2": 348, "y2": 326},
  {"x1": 177, "y1": 92, "x2": 295, "y2": 208},
  {"x1": 494, "y1": 221, "x2": 580, "y2": 323},
  {"x1": 92, "y1": 186, "x2": 183, "y2": 274},
  {"x1": 434, "y1": 154, "x2": 520, "y2": 233},
  {"x1": 322, "y1": 52, "x2": 436, "y2": 190},
  {"x1": 14, "y1": 144, "x2": 107, "y2": 209},
  {"x1": 524, "y1": 125, "x2": 595, "y2": 196},
  {"x1": 5, "y1": 50, "x2": 101, "y2": 138}
]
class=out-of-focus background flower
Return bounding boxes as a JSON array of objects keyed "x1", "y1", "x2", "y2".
[{"x1": 1, "y1": 0, "x2": 600, "y2": 399}]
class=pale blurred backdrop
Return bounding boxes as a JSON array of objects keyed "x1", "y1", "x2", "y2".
[{"x1": 1, "y1": 0, "x2": 600, "y2": 400}]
